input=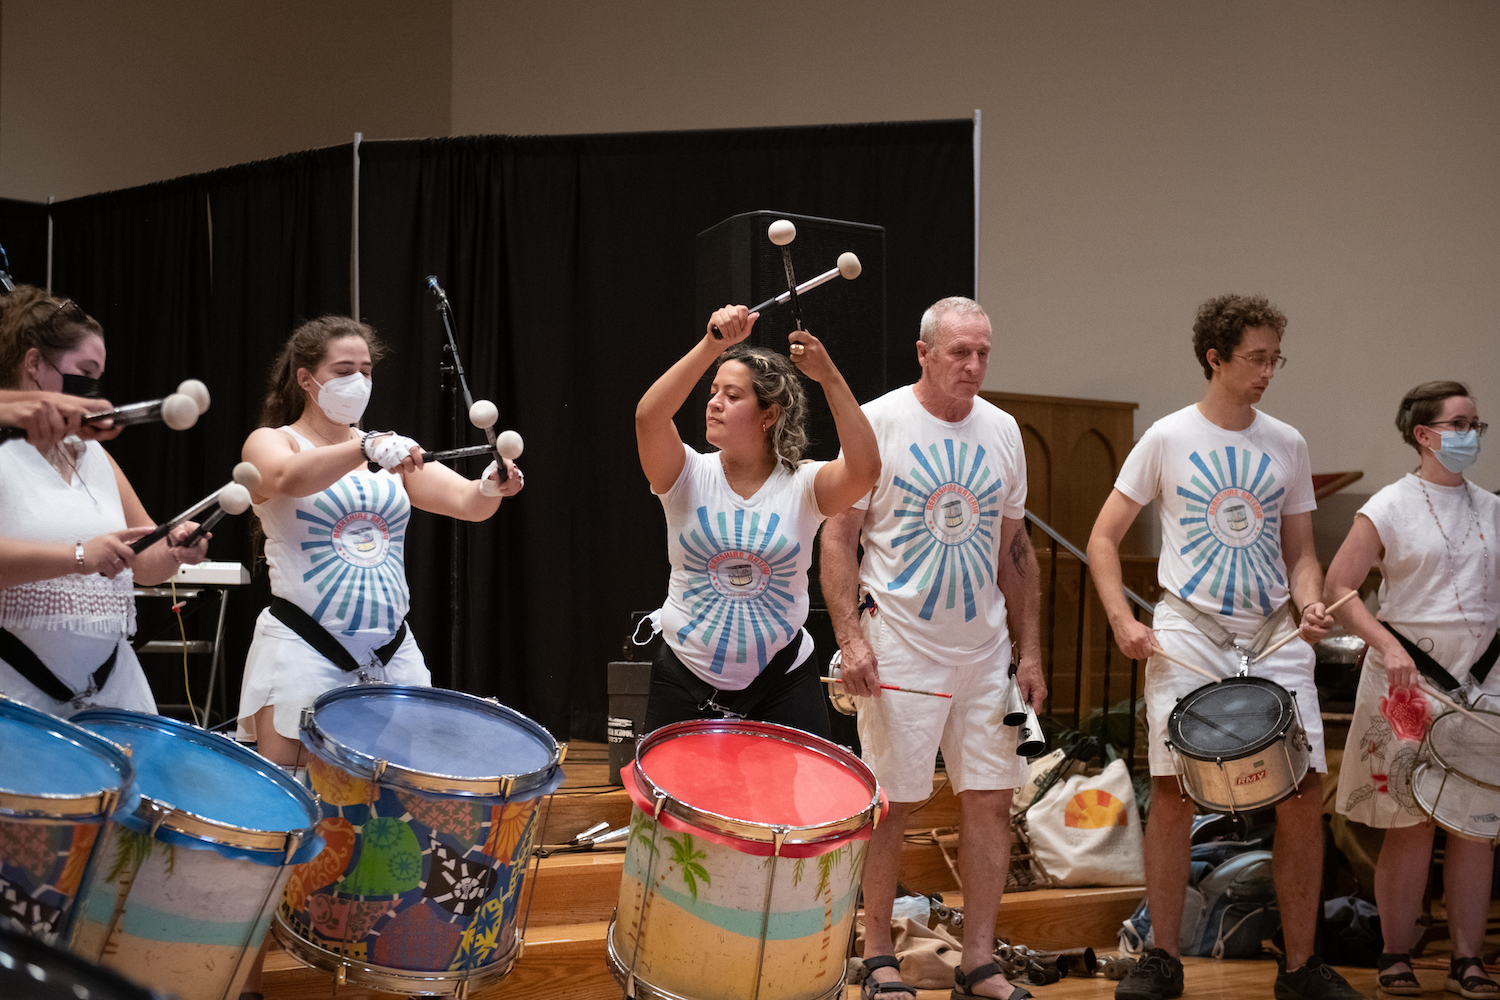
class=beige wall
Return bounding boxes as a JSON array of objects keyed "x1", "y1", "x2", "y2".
[
  {"x1": 2, "y1": 0, "x2": 1496, "y2": 498},
  {"x1": 0, "y1": 0, "x2": 451, "y2": 200}
]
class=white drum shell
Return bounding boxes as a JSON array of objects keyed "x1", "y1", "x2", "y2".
[{"x1": 1172, "y1": 726, "x2": 1310, "y2": 813}]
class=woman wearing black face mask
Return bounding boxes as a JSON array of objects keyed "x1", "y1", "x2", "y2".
[{"x1": 0, "y1": 285, "x2": 209, "y2": 718}]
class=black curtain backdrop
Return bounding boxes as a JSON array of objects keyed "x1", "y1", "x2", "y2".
[
  {"x1": 0, "y1": 198, "x2": 50, "y2": 288},
  {"x1": 12, "y1": 120, "x2": 973, "y2": 743}
]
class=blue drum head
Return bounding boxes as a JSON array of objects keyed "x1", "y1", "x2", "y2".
[
  {"x1": 0, "y1": 698, "x2": 131, "y2": 818},
  {"x1": 304, "y1": 686, "x2": 562, "y2": 799},
  {"x1": 70, "y1": 710, "x2": 321, "y2": 863}
]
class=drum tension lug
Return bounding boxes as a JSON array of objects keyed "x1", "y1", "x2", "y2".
[
  {"x1": 284, "y1": 829, "x2": 303, "y2": 864},
  {"x1": 335, "y1": 963, "x2": 346, "y2": 989},
  {"x1": 371, "y1": 758, "x2": 388, "y2": 783},
  {"x1": 557, "y1": 741, "x2": 569, "y2": 764}
]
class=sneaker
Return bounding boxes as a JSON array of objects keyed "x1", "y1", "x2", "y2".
[
  {"x1": 1275, "y1": 955, "x2": 1368, "y2": 1000},
  {"x1": 1114, "y1": 947, "x2": 1184, "y2": 1000}
]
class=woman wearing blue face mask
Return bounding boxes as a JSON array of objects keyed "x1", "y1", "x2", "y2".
[
  {"x1": 1325, "y1": 380, "x2": 1499, "y2": 999},
  {"x1": 235, "y1": 316, "x2": 524, "y2": 769},
  {"x1": 0, "y1": 285, "x2": 209, "y2": 717}
]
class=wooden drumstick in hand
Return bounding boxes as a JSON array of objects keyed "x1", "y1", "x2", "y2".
[
  {"x1": 1250, "y1": 590, "x2": 1361, "y2": 664},
  {"x1": 820, "y1": 676, "x2": 953, "y2": 698},
  {"x1": 1149, "y1": 644, "x2": 1222, "y2": 682}
]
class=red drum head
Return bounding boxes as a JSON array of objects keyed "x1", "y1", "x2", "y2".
[{"x1": 626, "y1": 720, "x2": 884, "y2": 857}]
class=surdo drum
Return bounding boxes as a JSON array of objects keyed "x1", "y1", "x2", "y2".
[
  {"x1": 275, "y1": 686, "x2": 564, "y2": 996},
  {"x1": 1165, "y1": 676, "x2": 1311, "y2": 813},
  {"x1": 68, "y1": 709, "x2": 323, "y2": 1000},
  {"x1": 609, "y1": 720, "x2": 885, "y2": 1000},
  {"x1": 1411, "y1": 707, "x2": 1500, "y2": 844},
  {"x1": 0, "y1": 697, "x2": 132, "y2": 948}
]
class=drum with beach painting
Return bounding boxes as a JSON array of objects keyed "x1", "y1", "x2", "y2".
[
  {"x1": 274, "y1": 685, "x2": 565, "y2": 996},
  {"x1": 608, "y1": 719, "x2": 886, "y2": 1000},
  {"x1": 0, "y1": 696, "x2": 132, "y2": 948},
  {"x1": 68, "y1": 709, "x2": 323, "y2": 1000}
]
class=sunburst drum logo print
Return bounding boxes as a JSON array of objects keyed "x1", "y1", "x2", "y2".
[
  {"x1": 296, "y1": 476, "x2": 410, "y2": 634},
  {"x1": 1176, "y1": 446, "x2": 1286, "y2": 616},
  {"x1": 676, "y1": 507, "x2": 800, "y2": 675},
  {"x1": 886, "y1": 440, "x2": 1002, "y2": 622}
]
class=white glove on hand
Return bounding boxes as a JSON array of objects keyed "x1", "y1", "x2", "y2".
[
  {"x1": 364, "y1": 432, "x2": 421, "y2": 471},
  {"x1": 479, "y1": 460, "x2": 502, "y2": 496}
]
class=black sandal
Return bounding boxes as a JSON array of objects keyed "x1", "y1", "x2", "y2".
[
  {"x1": 952, "y1": 961, "x2": 1034, "y2": 1000},
  {"x1": 1448, "y1": 956, "x2": 1500, "y2": 999},
  {"x1": 861, "y1": 955, "x2": 917, "y2": 1000},
  {"x1": 1377, "y1": 952, "x2": 1421, "y2": 996}
]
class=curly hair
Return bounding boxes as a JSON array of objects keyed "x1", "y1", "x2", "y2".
[
  {"x1": 1395, "y1": 380, "x2": 1472, "y2": 452},
  {"x1": 713, "y1": 345, "x2": 809, "y2": 472},
  {"x1": 259, "y1": 316, "x2": 386, "y2": 427},
  {"x1": 1191, "y1": 294, "x2": 1287, "y2": 380},
  {"x1": 0, "y1": 284, "x2": 105, "y2": 389}
]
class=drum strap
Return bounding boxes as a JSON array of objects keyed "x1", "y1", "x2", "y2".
[
  {"x1": 1161, "y1": 593, "x2": 1294, "y2": 657},
  {"x1": 0, "y1": 627, "x2": 118, "y2": 704},
  {"x1": 269, "y1": 596, "x2": 408, "y2": 673},
  {"x1": 660, "y1": 629, "x2": 811, "y2": 718},
  {"x1": 1379, "y1": 621, "x2": 1500, "y2": 691}
]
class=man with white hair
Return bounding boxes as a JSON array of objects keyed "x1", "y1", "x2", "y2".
[{"x1": 822, "y1": 296, "x2": 1046, "y2": 1000}]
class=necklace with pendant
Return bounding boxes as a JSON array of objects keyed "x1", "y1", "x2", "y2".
[{"x1": 1418, "y1": 476, "x2": 1490, "y2": 641}]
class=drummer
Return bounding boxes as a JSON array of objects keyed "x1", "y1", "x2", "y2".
[
  {"x1": 1088, "y1": 294, "x2": 1361, "y2": 1000},
  {"x1": 635, "y1": 305, "x2": 878, "y2": 738},
  {"x1": 0, "y1": 286, "x2": 209, "y2": 718},
  {"x1": 235, "y1": 316, "x2": 523, "y2": 769},
  {"x1": 1326, "y1": 381, "x2": 1499, "y2": 998}
]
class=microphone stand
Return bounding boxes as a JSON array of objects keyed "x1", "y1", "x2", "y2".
[{"x1": 430, "y1": 278, "x2": 470, "y2": 692}]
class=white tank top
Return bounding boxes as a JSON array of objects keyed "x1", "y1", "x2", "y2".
[{"x1": 254, "y1": 427, "x2": 412, "y2": 640}]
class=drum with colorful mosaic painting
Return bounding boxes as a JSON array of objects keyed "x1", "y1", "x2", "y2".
[
  {"x1": 0, "y1": 696, "x2": 132, "y2": 949},
  {"x1": 67, "y1": 708, "x2": 323, "y2": 1000},
  {"x1": 274, "y1": 685, "x2": 565, "y2": 996},
  {"x1": 609, "y1": 719, "x2": 886, "y2": 1000}
]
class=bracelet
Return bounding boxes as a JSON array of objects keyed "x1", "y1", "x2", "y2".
[
  {"x1": 360, "y1": 430, "x2": 378, "y2": 461},
  {"x1": 75, "y1": 541, "x2": 86, "y2": 569}
]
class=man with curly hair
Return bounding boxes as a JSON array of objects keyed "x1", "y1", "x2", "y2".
[{"x1": 1088, "y1": 294, "x2": 1365, "y2": 1000}]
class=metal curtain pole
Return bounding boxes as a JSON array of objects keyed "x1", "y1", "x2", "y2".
[
  {"x1": 351, "y1": 132, "x2": 362, "y2": 317},
  {"x1": 972, "y1": 109, "x2": 981, "y2": 300},
  {"x1": 46, "y1": 196, "x2": 55, "y2": 294}
]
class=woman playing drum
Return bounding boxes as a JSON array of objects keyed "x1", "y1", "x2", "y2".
[
  {"x1": 235, "y1": 316, "x2": 523, "y2": 768},
  {"x1": 1326, "y1": 380, "x2": 1500, "y2": 998},
  {"x1": 636, "y1": 306, "x2": 879, "y2": 739},
  {"x1": 0, "y1": 286, "x2": 208, "y2": 717}
]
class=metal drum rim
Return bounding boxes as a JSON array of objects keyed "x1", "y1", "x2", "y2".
[
  {"x1": 0, "y1": 697, "x2": 134, "y2": 820},
  {"x1": 1423, "y1": 709, "x2": 1500, "y2": 793},
  {"x1": 605, "y1": 915, "x2": 846, "y2": 1000},
  {"x1": 632, "y1": 719, "x2": 882, "y2": 846},
  {"x1": 272, "y1": 908, "x2": 518, "y2": 992},
  {"x1": 1166, "y1": 676, "x2": 1296, "y2": 762},
  {"x1": 301, "y1": 685, "x2": 563, "y2": 798},
  {"x1": 72, "y1": 707, "x2": 320, "y2": 855}
]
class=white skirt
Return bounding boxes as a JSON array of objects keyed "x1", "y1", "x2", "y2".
[
  {"x1": 0, "y1": 626, "x2": 156, "y2": 719},
  {"x1": 235, "y1": 607, "x2": 431, "y2": 740}
]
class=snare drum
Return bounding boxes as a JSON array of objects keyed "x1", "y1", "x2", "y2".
[
  {"x1": 274, "y1": 685, "x2": 564, "y2": 996},
  {"x1": 1412, "y1": 708, "x2": 1500, "y2": 844},
  {"x1": 1165, "y1": 676, "x2": 1310, "y2": 813},
  {"x1": 0, "y1": 697, "x2": 132, "y2": 947},
  {"x1": 608, "y1": 719, "x2": 885, "y2": 1000},
  {"x1": 68, "y1": 709, "x2": 323, "y2": 1000}
]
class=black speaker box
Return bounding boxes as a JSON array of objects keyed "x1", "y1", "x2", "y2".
[{"x1": 695, "y1": 211, "x2": 887, "y2": 462}]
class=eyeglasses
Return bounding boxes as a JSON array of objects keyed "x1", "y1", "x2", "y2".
[
  {"x1": 1228, "y1": 352, "x2": 1289, "y2": 371},
  {"x1": 1425, "y1": 419, "x2": 1488, "y2": 437}
]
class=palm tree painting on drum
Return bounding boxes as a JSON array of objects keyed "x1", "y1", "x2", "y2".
[
  {"x1": 674, "y1": 506, "x2": 803, "y2": 675},
  {"x1": 1175, "y1": 446, "x2": 1286, "y2": 615},
  {"x1": 885, "y1": 439, "x2": 1003, "y2": 622}
]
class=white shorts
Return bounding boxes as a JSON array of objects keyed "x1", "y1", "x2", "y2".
[
  {"x1": 1144, "y1": 627, "x2": 1326, "y2": 777},
  {"x1": 235, "y1": 607, "x2": 431, "y2": 740},
  {"x1": 855, "y1": 610, "x2": 1025, "y2": 801}
]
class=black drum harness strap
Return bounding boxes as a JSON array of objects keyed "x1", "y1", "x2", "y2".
[
  {"x1": 269, "y1": 596, "x2": 407, "y2": 676},
  {"x1": 1379, "y1": 621, "x2": 1500, "y2": 695},
  {"x1": 0, "y1": 627, "x2": 119, "y2": 706}
]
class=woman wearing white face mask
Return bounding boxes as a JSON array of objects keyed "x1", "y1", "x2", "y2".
[
  {"x1": 235, "y1": 316, "x2": 524, "y2": 768},
  {"x1": 1325, "y1": 381, "x2": 1499, "y2": 999}
]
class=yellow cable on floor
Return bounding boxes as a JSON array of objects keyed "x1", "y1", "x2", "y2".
[{"x1": 170, "y1": 579, "x2": 200, "y2": 727}]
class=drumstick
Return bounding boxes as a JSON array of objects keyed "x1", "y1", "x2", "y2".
[
  {"x1": 1418, "y1": 680, "x2": 1500, "y2": 742},
  {"x1": 1149, "y1": 644, "x2": 1222, "y2": 682},
  {"x1": 820, "y1": 676, "x2": 952, "y2": 699},
  {"x1": 1250, "y1": 590, "x2": 1361, "y2": 664}
]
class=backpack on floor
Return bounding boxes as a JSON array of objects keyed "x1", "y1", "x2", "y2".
[{"x1": 1120, "y1": 842, "x2": 1280, "y2": 959}]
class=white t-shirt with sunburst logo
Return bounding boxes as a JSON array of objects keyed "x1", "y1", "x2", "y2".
[
  {"x1": 852, "y1": 386, "x2": 1028, "y2": 666},
  {"x1": 1115, "y1": 404, "x2": 1316, "y2": 638}
]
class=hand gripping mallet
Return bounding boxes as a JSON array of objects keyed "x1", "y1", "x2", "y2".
[
  {"x1": 365, "y1": 403, "x2": 524, "y2": 474},
  {"x1": 0, "y1": 378, "x2": 210, "y2": 441},
  {"x1": 129, "y1": 462, "x2": 261, "y2": 553},
  {"x1": 709, "y1": 219, "x2": 862, "y2": 337}
]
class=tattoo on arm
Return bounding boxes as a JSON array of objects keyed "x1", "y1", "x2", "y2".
[{"x1": 1009, "y1": 526, "x2": 1032, "y2": 573}]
